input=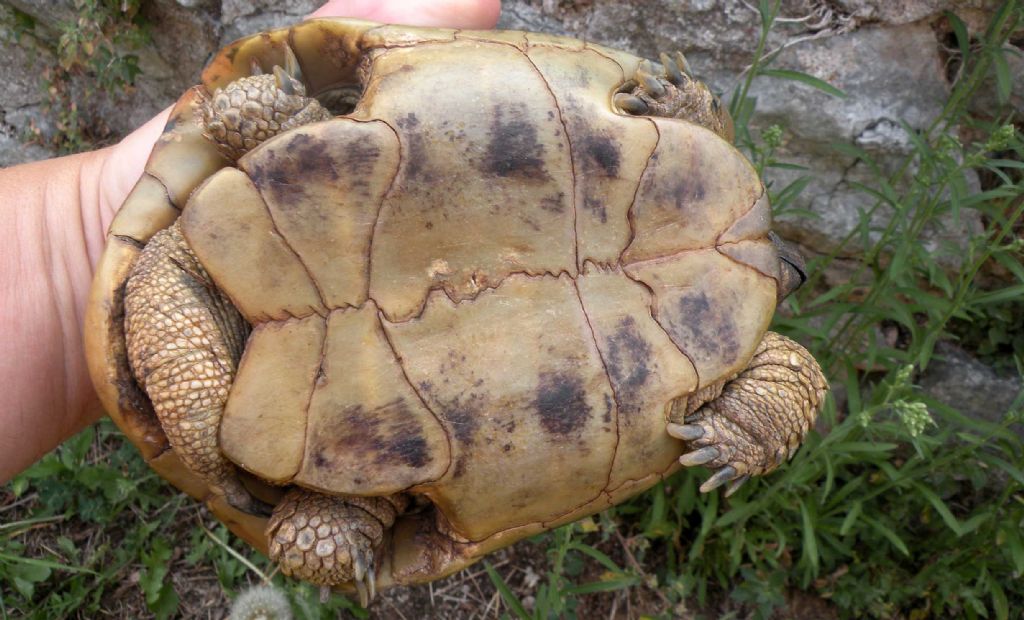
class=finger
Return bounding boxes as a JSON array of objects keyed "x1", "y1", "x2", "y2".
[
  {"x1": 98, "y1": 106, "x2": 172, "y2": 216},
  {"x1": 309, "y1": 0, "x2": 501, "y2": 29}
]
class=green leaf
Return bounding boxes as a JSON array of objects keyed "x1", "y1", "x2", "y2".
[
  {"x1": 0, "y1": 552, "x2": 95, "y2": 574},
  {"x1": 1001, "y1": 524, "x2": 1024, "y2": 577},
  {"x1": 945, "y1": 12, "x2": 971, "y2": 64},
  {"x1": 861, "y1": 515, "x2": 910, "y2": 556},
  {"x1": 757, "y1": 0, "x2": 776, "y2": 31},
  {"x1": 565, "y1": 575, "x2": 642, "y2": 595},
  {"x1": 972, "y1": 284, "x2": 1024, "y2": 305},
  {"x1": 970, "y1": 452, "x2": 1019, "y2": 485},
  {"x1": 991, "y1": 579, "x2": 1009, "y2": 620},
  {"x1": 567, "y1": 542, "x2": 624, "y2": 574},
  {"x1": 828, "y1": 441, "x2": 899, "y2": 454},
  {"x1": 992, "y1": 48, "x2": 1012, "y2": 104},
  {"x1": 642, "y1": 483, "x2": 674, "y2": 539},
  {"x1": 148, "y1": 585, "x2": 180, "y2": 620},
  {"x1": 799, "y1": 500, "x2": 820, "y2": 575},
  {"x1": 484, "y1": 562, "x2": 531, "y2": 620},
  {"x1": 760, "y1": 69, "x2": 847, "y2": 98},
  {"x1": 13, "y1": 576, "x2": 36, "y2": 599},
  {"x1": 839, "y1": 501, "x2": 862, "y2": 536},
  {"x1": 911, "y1": 482, "x2": 963, "y2": 536}
]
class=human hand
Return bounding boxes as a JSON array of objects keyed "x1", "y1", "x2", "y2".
[{"x1": 0, "y1": 0, "x2": 501, "y2": 482}]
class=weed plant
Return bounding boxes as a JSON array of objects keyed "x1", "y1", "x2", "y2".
[
  {"x1": 2, "y1": 1, "x2": 1023, "y2": 618},
  {"x1": 0, "y1": 0, "x2": 147, "y2": 153}
]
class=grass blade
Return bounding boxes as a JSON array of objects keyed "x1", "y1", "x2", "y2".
[
  {"x1": 760, "y1": 68, "x2": 847, "y2": 98},
  {"x1": 484, "y1": 561, "x2": 531, "y2": 620}
]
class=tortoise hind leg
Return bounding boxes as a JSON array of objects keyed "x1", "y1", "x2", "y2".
[
  {"x1": 266, "y1": 489, "x2": 409, "y2": 606},
  {"x1": 121, "y1": 49, "x2": 334, "y2": 515},
  {"x1": 613, "y1": 52, "x2": 733, "y2": 141},
  {"x1": 124, "y1": 221, "x2": 264, "y2": 513},
  {"x1": 667, "y1": 331, "x2": 828, "y2": 495}
]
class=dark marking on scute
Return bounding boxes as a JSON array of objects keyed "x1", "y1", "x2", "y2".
[
  {"x1": 653, "y1": 168, "x2": 708, "y2": 216},
  {"x1": 280, "y1": 133, "x2": 341, "y2": 183},
  {"x1": 481, "y1": 104, "x2": 549, "y2": 180},
  {"x1": 246, "y1": 160, "x2": 284, "y2": 192},
  {"x1": 420, "y1": 379, "x2": 483, "y2": 446},
  {"x1": 534, "y1": 371, "x2": 592, "y2": 436},
  {"x1": 447, "y1": 407, "x2": 480, "y2": 444},
  {"x1": 667, "y1": 290, "x2": 740, "y2": 367},
  {"x1": 522, "y1": 216, "x2": 542, "y2": 232},
  {"x1": 584, "y1": 197, "x2": 607, "y2": 224},
  {"x1": 314, "y1": 399, "x2": 434, "y2": 473},
  {"x1": 386, "y1": 435, "x2": 430, "y2": 468},
  {"x1": 452, "y1": 455, "x2": 468, "y2": 479},
  {"x1": 395, "y1": 112, "x2": 433, "y2": 181},
  {"x1": 540, "y1": 192, "x2": 566, "y2": 214},
  {"x1": 602, "y1": 393, "x2": 613, "y2": 424},
  {"x1": 604, "y1": 316, "x2": 653, "y2": 412},
  {"x1": 344, "y1": 140, "x2": 383, "y2": 183},
  {"x1": 581, "y1": 133, "x2": 621, "y2": 177}
]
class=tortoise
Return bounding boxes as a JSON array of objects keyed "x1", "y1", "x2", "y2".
[{"x1": 84, "y1": 18, "x2": 828, "y2": 603}]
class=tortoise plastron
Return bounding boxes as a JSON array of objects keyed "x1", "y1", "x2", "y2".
[{"x1": 85, "y1": 18, "x2": 827, "y2": 602}]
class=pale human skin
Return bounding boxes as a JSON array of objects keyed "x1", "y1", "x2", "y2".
[{"x1": 0, "y1": 0, "x2": 501, "y2": 484}]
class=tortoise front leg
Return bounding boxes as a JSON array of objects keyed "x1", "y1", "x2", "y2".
[
  {"x1": 667, "y1": 331, "x2": 828, "y2": 495},
  {"x1": 266, "y1": 489, "x2": 409, "y2": 606}
]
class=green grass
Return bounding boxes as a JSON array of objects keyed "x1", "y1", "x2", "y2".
[{"x1": 3, "y1": 1, "x2": 1024, "y2": 618}]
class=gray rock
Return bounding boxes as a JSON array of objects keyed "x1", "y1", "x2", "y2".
[
  {"x1": 830, "y1": 0, "x2": 1002, "y2": 26},
  {"x1": 220, "y1": 0, "x2": 321, "y2": 44},
  {"x1": 919, "y1": 342, "x2": 1023, "y2": 432},
  {"x1": 0, "y1": 29, "x2": 57, "y2": 165}
]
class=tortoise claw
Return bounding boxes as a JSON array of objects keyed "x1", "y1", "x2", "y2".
[
  {"x1": 675, "y1": 51, "x2": 693, "y2": 77},
  {"x1": 351, "y1": 547, "x2": 376, "y2": 607},
  {"x1": 614, "y1": 93, "x2": 648, "y2": 115},
  {"x1": 249, "y1": 58, "x2": 264, "y2": 76},
  {"x1": 699, "y1": 465, "x2": 736, "y2": 493},
  {"x1": 660, "y1": 52, "x2": 684, "y2": 85},
  {"x1": 636, "y1": 66, "x2": 666, "y2": 98},
  {"x1": 222, "y1": 479, "x2": 274, "y2": 517},
  {"x1": 273, "y1": 65, "x2": 297, "y2": 95},
  {"x1": 353, "y1": 548, "x2": 366, "y2": 582},
  {"x1": 725, "y1": 475, "x2": 750, "y2": 497},
  {"x1": 355, "y1": 578, "x2": 369, "y2": 608},
  {"x1": 680, "y1": 446, "x2": 719, "y2": 467},
  {"x1": 666, "y1": 422, "x2": 705, "y2": 441},
  {"x1": 283, "y1": 44, "x2": 302, "y2": 82}
]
